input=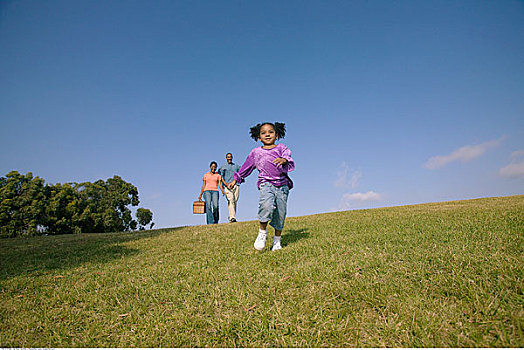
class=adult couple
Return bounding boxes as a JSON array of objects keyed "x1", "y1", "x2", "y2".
[{"x1": 198, "y1": 153, "x2": 241, "y2": 225}]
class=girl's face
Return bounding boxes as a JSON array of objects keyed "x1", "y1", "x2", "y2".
[
  {"x1": 210, "y1": 164, "x2": 217, "y2": 173},
  {"x1": 259, "y1": 124, "x2": 277, "y2": 146}
]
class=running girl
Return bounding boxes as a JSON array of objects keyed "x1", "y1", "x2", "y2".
[{"x1": 230, "y1": 122, "x2": 294, "y2": 251}]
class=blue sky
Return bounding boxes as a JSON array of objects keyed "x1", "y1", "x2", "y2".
[{"x1": 1, "y1": 0, "x2": 523, "y2": 229}]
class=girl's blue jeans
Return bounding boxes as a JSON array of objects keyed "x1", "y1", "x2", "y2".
[
  {"x1": 258, "y1": 183, "x2": 289, "y2": 231},
  {"x1": 203, "y1": 190, "x2": 219, "y2": 224}
]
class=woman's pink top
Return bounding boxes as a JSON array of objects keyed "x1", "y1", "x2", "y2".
[{"x1": 203, "y1": 172, "x2": 221, "y2": 191}]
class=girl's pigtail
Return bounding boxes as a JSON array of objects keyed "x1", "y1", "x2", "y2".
[
  {"x1": 274, "y1": 122, "x2": 286, "y2": 139},
  {"x1": 249, "y1": 124, "x2": 262, "y2": 141}
]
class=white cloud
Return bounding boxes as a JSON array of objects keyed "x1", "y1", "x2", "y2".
[
  {"x1": 334, "y1": 162, "x2": 382, "y2": 211},
  {"x1": 334, "y1": 162, "x2": 362, "y2": 189},
  {"x1": 350, "y1": 171, "x2": 362, "y2": 188},
  {"x1": 343, "y1": 191, "x2": 383, "y2": 201},
  {"x1": 499, "y1": 149, "x2": 524, "y2": 178},
  {"x1": 499, "y1": 163, "x2": 524, "y2": 178},
  {"x1": 510, "y1": 150, "x2": 524, "y2": 159},
  {"x1": 424, "y1": 137, "x2": 504, "y2": 170},
  {"x1": 338, "y1": 191, "x2": 383, "y2": 210}
]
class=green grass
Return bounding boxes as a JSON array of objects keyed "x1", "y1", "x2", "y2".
[{"x1": 1, "y1": 195, "x2": 523, "y2": 347}]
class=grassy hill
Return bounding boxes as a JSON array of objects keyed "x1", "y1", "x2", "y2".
[{"x1": 1, "y1": 195, "x2": 523, "y2": 347}]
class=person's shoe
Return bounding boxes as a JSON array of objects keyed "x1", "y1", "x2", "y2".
[
  {"x1": 271, "y1": 240, "x2": 282, "y2": 251},
  {"x1": 230, "y1": 218, "x2": 237, "y2": 223},
  {"x1": 254, "y1": 231, "x2": 267, "y2": 251}
]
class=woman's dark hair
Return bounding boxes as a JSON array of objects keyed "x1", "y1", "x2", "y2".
[
  {"x1": 249, "y1": 122, "x2": 286, "y2": 141},
  {"x1": 210, "y1": 161, "x2": 217, "y2": 167}
]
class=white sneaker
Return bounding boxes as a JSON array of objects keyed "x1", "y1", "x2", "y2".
[
  {"x1": 271, "y1": 241, "x2": 282, "y2": 251},
  {"x1": 254, "y1": 231, "x2": 267, "y2": 251}
]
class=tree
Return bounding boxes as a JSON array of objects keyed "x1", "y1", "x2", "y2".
[
  {"x1": 43, "y1": 183, "x2": 83, "y2": 235},
  {"x1": 0, "y1": 171, "x2": 46, "y2": 238},
  {"x1": 77, "y1": 176, "x2": 141, "y2": 233},
  {"x1": 1, "y1": 171, "x2": 154, "y2": 237},
  {"x1": 136, "y1": 208, "x2": 153, "y2": 230}
]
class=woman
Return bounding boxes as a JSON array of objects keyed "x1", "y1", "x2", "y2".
[{"x1": 198, "y1": 161, "x2": 225, "y2": 224}]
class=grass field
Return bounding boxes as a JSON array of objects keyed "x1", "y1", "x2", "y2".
[{"x1": 1, "y1": 195, "x2": 523, "y2": 347}]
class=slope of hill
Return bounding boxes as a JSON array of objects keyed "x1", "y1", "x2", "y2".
[{"x1": 1, "y1": 195, "x2": 522, "y2": 347}]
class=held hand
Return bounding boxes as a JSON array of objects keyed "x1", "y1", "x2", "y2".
[
  {"x1": 227, "y1": 183, "x2": 234, "y2": 190},
  {"x1": 230, "y1": 180, "x2": 237, "y2": 188},
  {"x1": 273, "y1": 157, "x2": 288, "y2": 166},
  {"x1": 198, "y1": 195, "x2": 202, "y2": 201}
]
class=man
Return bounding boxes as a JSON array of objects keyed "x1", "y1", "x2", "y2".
[{"x1": 218, "y1": 153, "x2": 241, "y2": 222}]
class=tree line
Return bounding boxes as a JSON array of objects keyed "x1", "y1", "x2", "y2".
[{"x1": 0, "y1": 171, "x2": 154, "y2": 238}]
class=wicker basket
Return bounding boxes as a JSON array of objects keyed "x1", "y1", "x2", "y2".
[{"x1": 193, "y1": 200, "x2": 206, "y2": 214}]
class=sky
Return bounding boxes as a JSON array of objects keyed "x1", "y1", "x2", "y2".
[{"x1": 1, "y1": 0, "x2": 523, "y2": 229}]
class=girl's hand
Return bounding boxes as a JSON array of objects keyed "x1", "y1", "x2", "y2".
[
  {"x1": 198, "y1": 195, "x2": 202, "y2": 201},
  {"x1": 273, "y1": 157, "x2": 288, "y2": 166}
]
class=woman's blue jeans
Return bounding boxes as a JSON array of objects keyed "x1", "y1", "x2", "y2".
[{"x1": 203, "y1": 190, "x2": 219, "y2": 224}]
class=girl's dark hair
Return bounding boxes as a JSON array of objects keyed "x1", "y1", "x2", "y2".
[
  {"x1": 249, "y1": 122, "x2": 286, "y2": 141},
  {"x1": 210, "y1": 161, "x2": 217, "y2": 167}
]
